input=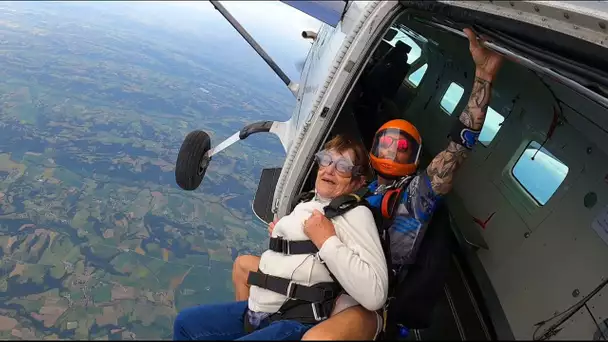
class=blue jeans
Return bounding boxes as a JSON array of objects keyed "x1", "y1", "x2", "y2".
[{"x1": 173, "y1": 301, "x2": 314, "y2": 340}]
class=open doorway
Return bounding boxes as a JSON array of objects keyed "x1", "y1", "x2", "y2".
[
  {"x1": 295, "y1": 12, "x2": 497, "y2": 341},
  {"x1": 299, "y1": 15, "x2": 432, "y2": 194}
]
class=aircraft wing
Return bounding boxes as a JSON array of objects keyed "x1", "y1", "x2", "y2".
[{"x1": 280, "y1": 0, "x2": 349, "y2": 27}]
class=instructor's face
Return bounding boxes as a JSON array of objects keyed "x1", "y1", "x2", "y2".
[{"x1": 377, "y1": 131, "x2": 412, "y2": 164}]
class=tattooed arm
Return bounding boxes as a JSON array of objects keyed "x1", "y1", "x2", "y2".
[
  {"x1": 426, "y1": 76, "x2": 492, "y2": 195},
  {"x1": 427, "y1": 29, "x2": 503, "y2": 195}
]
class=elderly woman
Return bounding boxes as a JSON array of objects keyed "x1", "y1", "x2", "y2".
[{"x1": 173, "y1": 134, "x2": 389, "y2": 341}]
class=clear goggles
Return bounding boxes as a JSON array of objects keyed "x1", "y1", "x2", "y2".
[{"x1": 314, "y1": 150, "x2": 361, "y2": 176}]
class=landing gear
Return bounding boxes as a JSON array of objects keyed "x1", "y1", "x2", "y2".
[
  {"x1": 175, "y1": 121, "x2": 277, "y2": 191},
  {"x1": 175, "y1": 130, "x2": 211, "y2": 191}
]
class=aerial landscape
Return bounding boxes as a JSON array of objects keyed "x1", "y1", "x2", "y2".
[
  {"x1": 0, "y1": 1, "x2": 307, "y2": 339},
  {"x1": 0, "y1": 1, "x2": 573, "y2": 340}
]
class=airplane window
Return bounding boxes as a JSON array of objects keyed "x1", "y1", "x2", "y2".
[
  {"x1": 479, "y1": 107, "x2": 505, "y2": 146},
  {"x1": 512, "y1": 141, "x2": 569, "y2": 205},
  {"x1": 440, "y1": 83, "x2": 465, "y2": 115},
  {"x1": 407, "y1": 63, "x2": 427, "y2": 87}
]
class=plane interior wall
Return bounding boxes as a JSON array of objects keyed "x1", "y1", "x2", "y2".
[
  {"x1": 301, "y1": 8, "x2": 608, "y2": 340},
  {"x1": 394, "y1": 13, "x2": 608, "y2": 340}
]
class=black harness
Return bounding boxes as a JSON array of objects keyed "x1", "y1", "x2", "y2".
[
  {"x1": 245, "y1": 186, "x2": 375, "y2": 329},
  {"x1": 246, "y1": 179, "x2": 413, "y2": 332}
]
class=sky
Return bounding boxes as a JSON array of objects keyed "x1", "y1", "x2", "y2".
[
  {"x1": 175, "y1": 1, "x2": 321, "y2": 53},
  {"x1": 164, "y1": 1, "x2": 322, "y2": 82},
  {"x1": 174, "y1": 0, "x2": 322, "y2": 31}
]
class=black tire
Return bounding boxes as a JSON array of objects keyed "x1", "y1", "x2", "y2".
[{"x1": 175, "y1": 130, "x2": 211, "y2": 191}]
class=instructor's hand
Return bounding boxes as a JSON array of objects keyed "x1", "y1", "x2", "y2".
[
  {"x1": 304, "y1": 210, "x2": 337, "y2": 249},
  {"x1": 464, "y1": 28, "x2": 503, "y2": 82}
]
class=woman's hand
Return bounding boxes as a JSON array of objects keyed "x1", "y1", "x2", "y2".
[
  {"x1": 304, "y1": 210, "x2": 337, "y2": 249},
  {"x1": 268, "y1": 217, "x2": 279, "y2": 236}
]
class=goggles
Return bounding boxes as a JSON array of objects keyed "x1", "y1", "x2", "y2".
[
  {"x1": 378, "y1": 135, "x2": 409, "y2": 151},
  {"x1": 314, "y1": 150, "x2": 361, "y2": 176},
  {"x1": 371, "y1": 128, "x2": 421, "y2": 166}
]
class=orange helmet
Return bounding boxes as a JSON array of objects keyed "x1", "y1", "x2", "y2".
[{"x1": 370, "y1": 119, "x2": 422, "y2": 178}]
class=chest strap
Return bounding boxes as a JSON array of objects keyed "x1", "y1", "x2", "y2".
[
  {"x1": 268, "y1": 237, "x2": 318, "y2": 255},
  {"x1": 247, "y1": 270, "x2": 340, "y2": 303}
]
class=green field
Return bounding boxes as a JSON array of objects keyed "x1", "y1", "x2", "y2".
[{"x1": 0, "y1": 1, "x2": 290, "y2": 339}]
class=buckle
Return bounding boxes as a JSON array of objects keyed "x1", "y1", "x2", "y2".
[
  {"x1": 282, "y1": 239, "x2": 290, "y2": 255},
  {"x1": 311, "y1": 302, "x2": 327, "y2": 321},
  {"x1": 286, "y1": 281, "x2": 296, "y2": 299}
]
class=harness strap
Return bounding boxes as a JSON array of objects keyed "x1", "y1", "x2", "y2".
[
  {"x1": 266, "y1": 237, "x2": 339, "y2": 285},
  {"x1": 268, "y1": 298, "x2": 335, "y2": 324},
  {"x1": 352, "y1": 186, "x2": 371, "y2": 200},
  {"x1": 324, "y1": 186, "x2": 371, "y2": 219},
  {"x1": 268, "y1": 236, "x2": 318, "y2": 255},
  {"x1": 381, "y1": 188, "x2": 402, "y2": 219},
  {"x1": 377, "y1": 177, "x2": 413, "y2": 338},
  {"x1": 247, "y1": 270, "x2": 340, "y2": 303}
]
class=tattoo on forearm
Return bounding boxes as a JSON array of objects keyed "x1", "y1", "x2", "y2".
[
  {"x1": 427, "y1": 142, "x2": 469, "y2": 195},
  {"x1": 427, "y1": 76, "x2": 493, "y2": 195},
  {"x1": 459, "y1": 77, "x2": 491, "y2": 131}
]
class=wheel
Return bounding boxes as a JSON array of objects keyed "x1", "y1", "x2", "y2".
[{"x1": 175, "y1": 130, "x2": 211, "y2": 191}]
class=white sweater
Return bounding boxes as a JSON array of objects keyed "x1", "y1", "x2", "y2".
[{"x1": 248, "y1": 195, "x2": 389, "y2": 313}]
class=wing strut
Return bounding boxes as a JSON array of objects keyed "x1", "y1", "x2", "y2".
[{"x1": 209, "y1": 1, "x2": 299, "y2": 97}]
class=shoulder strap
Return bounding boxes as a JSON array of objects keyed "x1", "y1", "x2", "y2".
[
  {"x1": 385, "y1": 177, "x2": 413, "y2": 221},
  {"x1": 379, "y1": 177, "x2": 415, "y2": 284},
  {"x1": 323, "y1": 186, "x2": 371, "y2": 219}
]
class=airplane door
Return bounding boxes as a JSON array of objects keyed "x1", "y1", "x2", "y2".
[
  {"x1": 252, "y1": 167, "x2": 282, "y2": 223},
  {"x1": 248, "y1": 17, "x2": 351, "y2": 222},
  {"x1": 249, "y1": 22, "x2": 345, "y2": 224}
]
